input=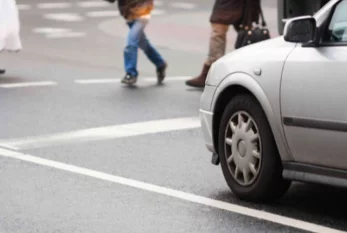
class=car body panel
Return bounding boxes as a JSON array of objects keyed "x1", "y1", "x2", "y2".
[
  {"x1": 205, "y1": 37, "x2": 297, "y2": 87},
  {"x1": 199, "y1": 0, "x2": 347, "y2": 194},
  {"x1": 199, "y1": 109, "x2": 214, "y2": 153},
  {"x1": 216, "y1": 72, "x2": 294, "y2": 161},
  {"x1": 200, "y1": 0, "x2": 347, "y2": 166},
  {"x1": 200, "y1": 85, "x2": 217, "y2": 112},
  {"x1": 202, "y1": 37, "x2": 297, "y2": 161},
  {"x1": 281, "y1": 39, "x2": 347, "y2": 169}
]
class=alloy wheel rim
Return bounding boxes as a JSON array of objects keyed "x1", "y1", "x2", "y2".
[{"x1": 224, "y1": 111, "x2": 262, "y2": 186}]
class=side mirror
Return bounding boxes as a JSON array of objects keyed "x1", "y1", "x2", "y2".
[{"x1": 284, "y1": 16, "x2": 317, "y2": 43}]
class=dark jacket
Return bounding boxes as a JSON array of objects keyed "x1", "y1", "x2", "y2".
[
  {"x1": 210, "y1": 0, "x2": 260, "y2": 26},
  {"x1": 118, "y1": 0, "x2": 154, "y2": 21}
]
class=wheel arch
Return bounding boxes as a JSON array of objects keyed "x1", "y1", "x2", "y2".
[{"x1": 212, "y1": 73, "x2": 292, "y2": 161}]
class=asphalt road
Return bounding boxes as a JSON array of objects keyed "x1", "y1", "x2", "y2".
[{"x1": 0, "y1": 1, "x2": 347, "y2": 233}]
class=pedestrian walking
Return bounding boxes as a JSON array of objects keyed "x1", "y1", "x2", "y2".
[
  {"x1": 113, "y1": 0, "x2": 168, "y2": 85},
  {"x1": 186, "y1": 0, "x2": 261, "y2": 88},
  {"x1": 0, "y1": 0, "x2": 22, "y2": 75}
]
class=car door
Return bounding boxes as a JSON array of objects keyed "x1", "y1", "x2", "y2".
[{"x1": 281, "y1": 0, "x2": 347, "y2": 169}]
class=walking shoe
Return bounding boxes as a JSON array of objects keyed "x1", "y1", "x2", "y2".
[
  {"x1": 121, "y1": 74, "x2": 137, "y2": 85},
  {"x1": 185, "y1": 64, "x2": 210, "y2": 88},
  {"x1": 156, "y1": 63, "x2": 167, "y2": 85}
]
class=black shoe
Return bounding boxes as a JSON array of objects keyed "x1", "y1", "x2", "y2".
[
  {"x1": 0, "y1": 69, "x2": 5, "y2": 75},
  {"x1": 156, "y1": 63, "x2": 167, "y2": 85},
  {"x1": 121, "y1": 74, "x2": 137, "y2": 85}
]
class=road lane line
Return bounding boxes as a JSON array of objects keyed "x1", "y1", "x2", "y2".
[
  {"x1": 74, "y1": 79, "x2": 119, "y2": 84},
  {"x1": 0, "y1": 147, "x2": 344, "y2": 233},
  {"x1": 17, "y1": 4, "x2": 32, "y2": 10},
  {"x1": 37, "y1": 3, "x2": 72, "y2": 9},
  {"x1": 45, "y1": 32, "x2": 86, "y2": 39},
  {"x1": 170, "y1": 2, "x2": 196, "y2": 9},
  {"x1": 77, "y1": 1, "x2": 109, "y2": 8},
  {"x1": 33, "y1": 28, "x2": 71, "y2": 34},
  {"x1": 0, "y1": 117, "x2": 200, "y2": 150},
  {"x1": 0, "y1": 81, "x2": 57, "y2": 89},
  {"x1": 152, "y1": 9, "x2": 165, "y2": 15},
  {"x1": 44, "y1": 13, "x2": 84, "y2": 22},
  {"x1": 86, "y1": 11, "x2": 119, "y2": 18},
  {"x1": 0, "y1": 144, "x2": 19, "y2": 150},
  {"x1": 74, "y1": 76, "x2": 190, "y2": 84}
]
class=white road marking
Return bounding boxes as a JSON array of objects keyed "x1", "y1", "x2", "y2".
[
  {"x1": 0, "y1": 148, "x2": 345, "y2": 233},
  {"x1": 74, "y1": 79, "x2": 119, "y2": 84},
  {"x1": 17, "y1": 4, "x2": 32, "y2": 10},
  {"x1": 77, "y1": 1, "x2": 109, "y2": 8},
  {"x1": 0, "y1": 81, "x2": 57, "y2": 89},
  {"x1": 32, "y1": 28, "x2": 85, "y2": 38},
  {"x1": 170, "y1": 2, "x2": 196, "y2": 10},
  {"x1": 33, "y1": 28, "x2": 71, "y2": 34},
  {"x1": 37, "y1": 3, "x2": 71, "y2": 9},
  {"x1": 45, "y1": 32, "x2": 86, "y2": 39},
  {"x1": 74, "y1": 76, "x2": 190, "y2": 84},
  {"x1": 152, "y1": 9, "x2": 165, "y2": 15},
  {"x1": 86, "y1": 11, "x2": 119, "y2": 18},
  {"x1": 0, "y1": 144, "x2": 19, "y2": 150},
  {"x1": 0, "y1": 117, "x2": 200, "y2": 150},
  {"x1": 44, "y1": 13, "x2": 84, "y2": 22}
]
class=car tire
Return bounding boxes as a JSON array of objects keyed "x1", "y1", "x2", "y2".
[{"x1": 218, "y1": 94, "x2": 291, "y2": 202}]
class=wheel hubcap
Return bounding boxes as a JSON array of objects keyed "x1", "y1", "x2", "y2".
[
  {"x1": 224, "y1": 111, "x2": 262, "y2": 186},
  {"x1": 237, "y1": 140, "x2": 247, "y2": 157}
]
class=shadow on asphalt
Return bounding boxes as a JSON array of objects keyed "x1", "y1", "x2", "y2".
[
  {"x1": 212, "y1": 182, "x2": 347, "y2": 231},
  {"x1": 121, "y1": 82, "x2": 171, "y2": 89},
  {"x1": 0, "y1": 75, "x2": 26, "y2": 84},
  {"x1": 186, "y1": 88, "x2": 204, "y2": 92}
]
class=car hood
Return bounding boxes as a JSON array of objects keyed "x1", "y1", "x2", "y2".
[{"x1": 206, "y1": 37, "x2": 297, "y2": 86}]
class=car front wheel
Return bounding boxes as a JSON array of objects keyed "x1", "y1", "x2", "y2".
[{"x1": 218, "y1": 94, "x2": 290, "y2": 202}]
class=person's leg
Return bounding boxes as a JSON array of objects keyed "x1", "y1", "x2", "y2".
[
  {"x1": 206, "y1": 23, "x2": 229, "y2": 66},
  {"x1": 138, "y1": 21, "x2": 167, "y2": 84},
  {"x1": 122, "y1": 20, "x2": 147, "y2": 84},
  {"x1": 139, "y1": 33, "x2": 165, "y2": 68},
  {"x1": 186, "y1": 23, "x2": 229, "y2": 88}
]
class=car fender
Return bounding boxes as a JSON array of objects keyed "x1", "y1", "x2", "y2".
[{"x1": 212, "y1": 72, "x2": 293, "y2": 162}]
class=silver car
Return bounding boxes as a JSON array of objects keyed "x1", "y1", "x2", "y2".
[{"x1": 200, "y1": 0, "x2": 347, "y2": 202}]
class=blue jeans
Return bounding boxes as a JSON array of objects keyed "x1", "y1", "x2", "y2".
[{"x1": 124, "y1": 19, "x2": 165, "y2": 77}]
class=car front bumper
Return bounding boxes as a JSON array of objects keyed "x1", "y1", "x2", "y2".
[
  {"x1": 199, "y1": 109, "x2": 214, "y2": 153},
  {"x1": 199, "y1": 85, "x2": 217, "y2": 153}
]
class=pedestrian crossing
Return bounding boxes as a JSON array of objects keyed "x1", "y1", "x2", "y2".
[
  {"x1": 16, "y1": 4, "x2": 32, "y2": 10},
  {"x1": 169, "y1": 2, "x2": 196, "y2": 10},
  {"x1": 37, "y1": 2, "x2": 72, "y2": 9},
  {"x1": 43, "y1": 13, "x2": 84, "y2": 22},
  {"x1": 86, "y1": 10, "x2": 120, "y2": 18},
  {"x1": 18, "y1": 0, "x2": 199, "y2": 40}
]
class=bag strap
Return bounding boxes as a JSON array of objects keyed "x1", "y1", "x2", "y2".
[
  {"x1": 243, "y1": 0, "x2": 267, "y2": 28},
  {"x1": 243, "y1": 0, "x2": 252, "y2": 28},
  {"x1": 238, "y1": 0, "x2": 248, "y2": 28},
  {"x1": 259, "y1": 6, "x2": 267, "y2": 27}
]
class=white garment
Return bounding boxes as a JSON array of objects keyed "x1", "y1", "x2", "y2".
[{"x1": 0, "y1": 0, "x2": 22, "y2": 52}]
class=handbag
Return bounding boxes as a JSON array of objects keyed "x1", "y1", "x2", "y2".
[{"x1": 235, "y1": 0, "x2": 270, "y2": 49}]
